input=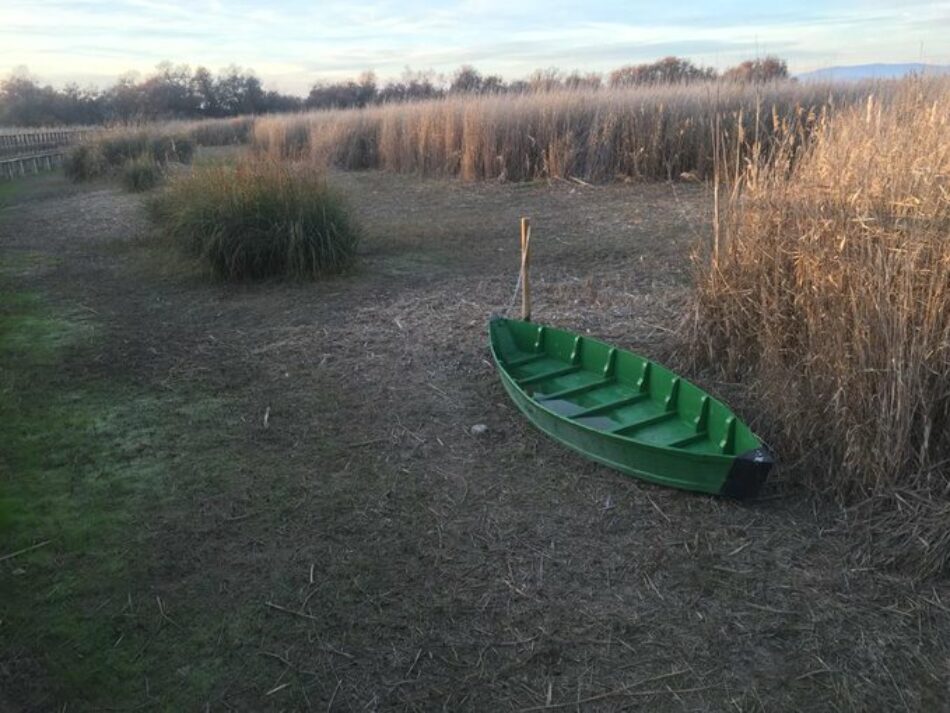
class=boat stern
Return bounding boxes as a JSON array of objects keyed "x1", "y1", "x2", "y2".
[{"x1": 719, "y1": 447, "x2": 774, "y2": 499}]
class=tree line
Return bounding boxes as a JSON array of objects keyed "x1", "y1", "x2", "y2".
[{"x1": 0, "y1": 56, "x2": 789, "y2": 127}]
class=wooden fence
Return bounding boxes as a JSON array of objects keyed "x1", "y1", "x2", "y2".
[
  {"x1": 0, "y1": 129, "x2": 95, "y2": 180},
  {"x1": 0, "y1": 152, "x2": 68, "y2": 180}
]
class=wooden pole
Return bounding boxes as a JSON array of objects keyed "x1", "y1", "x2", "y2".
[
  {"x1": 520, "y1": 217, "x2": 531, "y2": 321},
  {"x1": 520, "y1": 216, "x2": 526, "y2": 258}
]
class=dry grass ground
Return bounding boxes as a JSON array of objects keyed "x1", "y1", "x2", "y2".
[{"x1": 1, "y1": 164, "x2": 949, "y2": 711}]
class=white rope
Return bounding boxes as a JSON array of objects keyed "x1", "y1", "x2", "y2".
[
  {"x1": 501, "y1": 226, "x2": 530, "y2": 317},
  {"x1": 502, "y1": 264, "x2": 523, "y2": 317}
]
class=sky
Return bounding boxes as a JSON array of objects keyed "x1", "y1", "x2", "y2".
[{"x1": 1, "y1": 0, "x2": 948, "y2": 94}]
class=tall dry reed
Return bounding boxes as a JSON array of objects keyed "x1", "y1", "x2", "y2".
[
  {"x1": 254, "y1": 81, "x2": 868, "y2": 182},
  {"x1": 691, "y1": 78, "x2": 950, "y2": 575}
]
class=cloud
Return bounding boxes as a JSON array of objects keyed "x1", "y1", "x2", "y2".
[{"x1": 1, "y1": 0, "x2": 948, "y2": 92}]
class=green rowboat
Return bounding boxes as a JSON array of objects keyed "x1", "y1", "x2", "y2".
[{"x1": 490, "y1": 317, "x2": 773, "y2": 498}]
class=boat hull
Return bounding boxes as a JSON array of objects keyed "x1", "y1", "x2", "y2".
[{"x1": 490, "y1": 317, "x2": 772, "y2": 498}]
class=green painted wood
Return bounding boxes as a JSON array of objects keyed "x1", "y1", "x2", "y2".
[{"x1": 489, "y1": 316, "x2": 773, "y2": 498}]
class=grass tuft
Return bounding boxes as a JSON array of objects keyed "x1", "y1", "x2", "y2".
[
  {"x1": 64, "y1": 131, "x2": 195, "y2": 183},
  {"x1": 62, "y1": 143, "x2": 107, "y2": 181},
  {"x1": 120, "y1": 154, "x2": 164, "y2": 192},
  {"x1": 149, "y1": 160, "x2": 360, "y2": 280},
  {"x1": 149, "y1": 133, "x2": 195, "y2": 164}
]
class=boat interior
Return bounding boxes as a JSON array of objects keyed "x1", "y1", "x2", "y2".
[{"x1": 491, "y1": 318, "x2": 760, "y2": 456}]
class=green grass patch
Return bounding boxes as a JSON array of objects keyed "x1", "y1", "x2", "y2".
[
  {"x1": 0, "y1": 179, "x2": 20, "y2": 207},
  {"x1": 0, "y1": 277, "x2": 250, "y2": 709},
  {"x1": 0, "y1": 250, "x2": 59, "y2": 276},
  {"x1": 0, "y1": 291, "x2": 92, "y2": 363}
]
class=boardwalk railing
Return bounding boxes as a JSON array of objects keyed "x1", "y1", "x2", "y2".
[
  {"x1": 0, "y1": 129, "x2": 96, "y2": 180},
  {"x1": 0, "y1": 151, "x2": 69, "y2": 180}
]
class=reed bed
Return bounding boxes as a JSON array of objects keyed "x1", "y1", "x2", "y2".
[
  {"x1": 183, "y1": 116, "x2": 255, "y2": 146},
  {"x1": 691, "y1": 78, "x2": 950, "y2": 575},
  {"x1": 253, "y1": 81, "x2": 869, "y2": 182}
]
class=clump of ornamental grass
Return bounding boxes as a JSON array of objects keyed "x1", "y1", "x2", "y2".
[
  {"x1": 63, "y1": 143, "x2": 107, "y2": 181},
  {"x1": 188, "y1": 117, "x2": 254, "y2": 146},
  {"x1": 689, "y1": 77, "x2": 950, "y2": 576},
  {"x1": 120, "y1": 154, "x2": 164, "y2": 192},
  {"x1": 64, "y1": 130, "x2": 195, "y2": 182},
  {"x1": 149, "y1": 160, "x2": 359, "y2": 279},
  {"x1": 97, "y1": 130, "x2": 194, "y2": 167},
  {"x1": 98, "y1": 131, "x2": 150, "y2": 165},
  {"x1": 149, "y1": 133, "x2": 195, "y2": 164}
]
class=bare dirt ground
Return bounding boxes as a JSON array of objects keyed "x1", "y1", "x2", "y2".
[{"x1": 1, "y1": 165, "x2": 948, "y2": 711}]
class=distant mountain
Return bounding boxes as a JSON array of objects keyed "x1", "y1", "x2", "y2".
[{"x1": 797, "y1": 63, "x2": 950, "y2": 82}]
